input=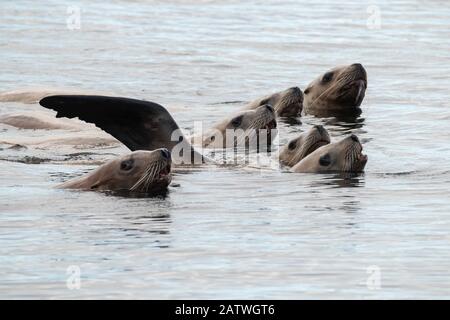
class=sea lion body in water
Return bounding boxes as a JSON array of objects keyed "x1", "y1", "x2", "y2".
[
  {"x1": 291, "y1": 134, "x2": 367, "y2": 173},
  {"x1": 303, "y1": 64, "x2": 367, "y2": 117},
  {"x1": 0, "y1": 87, "x2": 106, "y2": 104},
  {"x1": 279, "y1": 125, "x2": 331, "y2": 167},
  {"x1": 0, "y1": 113, "x2": 86, "y2": 130},
  {"x1": 60, "y1": 149, "x2": 172, "y2": 193},
  {"x1": 244, "y1": 87, "x2": 303, "y2": 117},
  {"x1": 193, "y1": 104, "x2": 277, "y2": 149},
  {"x1": 39, "y1": 95, "x2": 277, "y2": 165}
]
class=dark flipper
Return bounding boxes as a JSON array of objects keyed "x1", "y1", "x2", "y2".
[{"x1": 39, "y1": 95, "x2": 184, "y2": 152}]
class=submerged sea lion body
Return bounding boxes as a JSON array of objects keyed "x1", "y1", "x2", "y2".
[
  {"x1": 0, "y1": 113, "x2": 85, "y2": 130},
  {"x1": 0, "y1": 87, "x2": 105, "y2": 104}
]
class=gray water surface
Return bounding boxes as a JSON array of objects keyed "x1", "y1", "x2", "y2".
[{"x1": 1, "y1": 0, "x2": 450, "y2": 299}]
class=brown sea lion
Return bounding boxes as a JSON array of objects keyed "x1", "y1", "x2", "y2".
[
  {"x1": 279, "y1": 125, "x2": 331, "y2": 167},
  {"x1": 303, "y1": 64, "x2": 367, "y2": 117},
  {"x1": 193, "y1": 104, "x2": 277, "y2": 149},
  {"x1": 59, "y1": 149, "x2": 172, "y2": 193},
  {"x1": 291, "y1": 134, "x2": 367, "y2": 173},
  {"x1": 244, "y1": 87, "x2": 303, "y2": 117}
]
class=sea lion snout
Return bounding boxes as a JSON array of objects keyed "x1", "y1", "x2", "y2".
[
  {"x1": 350, "y1": 134, "x2": 359, "y2": 142},
  {"x1": 290, "y1": 86, "x2": 302, "y2": 96},
  {"x1": 351, "y1": 62, "x2": 366, "y2": 75},
  {"x1": 313, "y1": 125, "x2": 326, "y2": 135},
  {"x1": 160, "y1": 148, "x2": 171, "y2": 160}
]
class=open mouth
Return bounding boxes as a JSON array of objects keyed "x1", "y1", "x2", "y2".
[
  {"x1": 356, "y1": 144, "x2": 368, "y2": 166},
  {"x1": 158, "y1": 164, "x2": 171, "y2": 179},
  {"x1": 358, "y1": 152, "x2": 368, "y2": 163},
  {"x1": 264, "y1": 119, "x2": 277, "y2": 130},
  {"x1": 354, "y1": 80, "x2": 366, "y2": 105}
]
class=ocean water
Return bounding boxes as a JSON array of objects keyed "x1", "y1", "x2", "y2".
[{"x1": 0, "y1": 0, "x2": 449, "y2": 299}]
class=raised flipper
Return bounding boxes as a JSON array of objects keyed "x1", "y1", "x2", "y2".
[{"x1": 39, "y1": 95, "x2": 203, "y2": 164}]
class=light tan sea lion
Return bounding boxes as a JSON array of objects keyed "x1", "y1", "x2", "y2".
[
  {"x1": 291, "y1": 134, "x2": 367, "y2": 173},
  {"x1": 193, "y1": 104, "x2": 277, "y2": 149},
  {"x1": 0, "y1": 113, "x2": 85, "y2": 130},
  {"x1": 59, "y1": 149, "x2": 172, "y2": 193},
  {"x1": 279, "y1": 125, "x2": 331, "y2": 167},
  {"x1": 244, "y1": 87, "x2": 303, "y2": 117},
  {"x1": 0, "y1": 87, "x2": 106, "y2": 104},
  {"x1": 303, "y1": 64, "x2": 367, "y2": 117}
]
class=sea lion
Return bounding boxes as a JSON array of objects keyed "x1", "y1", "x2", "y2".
[
  {"x1": 0, "y1": 87, "x2": 106, "y2": 104},
  {"x1": 193, "y1": 104, "x2": 277, "y2": 149},
  {"x1": 291, "y1": 134, "x2": 368, "y2": 173},
  {"x1": 279, "y1": 125, "x2": 331, "y2": 167},
  {"x1": 303, "y1": 64, "x2": 367, "y2": 117},
  {"x1": 59, "y1": 149, "x2": 172, "y2": 193},
  {"x1": 39, "y1": 95, "x2": 277, "y2": 165},
  {"x1": 244, "y1": 87, "x2": 303, "y2": 117},
  {"x1": 0, "y1": 113, "x2": 85, "y2": 130}
]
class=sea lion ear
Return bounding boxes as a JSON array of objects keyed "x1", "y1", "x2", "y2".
[{"x1": 319, "y1": 154, "x2": 331, "y2": 166}]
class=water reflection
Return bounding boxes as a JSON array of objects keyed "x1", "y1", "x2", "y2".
[
  {"x1": 321, "y1": 117, "x2": 366, "y2": 132},
  {"x1": 104, "y1": 189, "x2": 170, "y2": 199},
  {"x1": 279, "y1": 116, "x2": 302, "y2": 126},
  {"x1": 306, "y1": 107, "x2": 362, "y2": 120},
  {"x1": 309, "y1": 172, "x2": 366, "y2": 189}
]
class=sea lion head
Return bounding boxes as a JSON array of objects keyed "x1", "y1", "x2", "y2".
[
  {"x1": 304, "y1": 64, "x2": 367, "y2": 116},
  {"x1": 279, "y1": 125, "x2": 331, "y2": 166},
  {"x1": 62, "y1": 149, "x2": 172, "y2": 193},
  {"x1": 249, "y1": 87, "x2": 303, "y2": 117},
  {"x1": 203, "y1": 104, "x2": 277, "y2": 149},
  {"x1": 292, "y1": 134, "x2": 368, "y2": 173}
]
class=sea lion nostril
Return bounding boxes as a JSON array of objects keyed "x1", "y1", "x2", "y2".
[
  {"x1": 314, "y1": 125, "x2": 325, "y2": 134},
  {"x1": 265, "y1": 104, "x2": 275, "y2": 113},
  {"x1": 160, "y1": 148, "x2": 171, "y2": 159},
  {"x1": 350, "y1": 134, "x2": 359, "y2": 142},
  {"x1": 290, "y1": 87, "x2": 301, "y2": 94}
]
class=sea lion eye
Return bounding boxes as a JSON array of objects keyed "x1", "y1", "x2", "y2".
[
  {"x1": 288, "y1": 140, "x2": 297, "y2": 150},
  {"x1": 322, "y1": 72, "x2": 333, "y2": 83},
  {"x1": 319, "y1": 154, "x2": 331, "y2": 166},
  {"x1": 231, "y1": 115, "x2": 243, "y2": 127},
  {"x1": 304, "y1": 88, "x2": 310, "y2": 94},
  {"x1": 120, "y1": 159, "x2": 134, "y2": 171}
]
